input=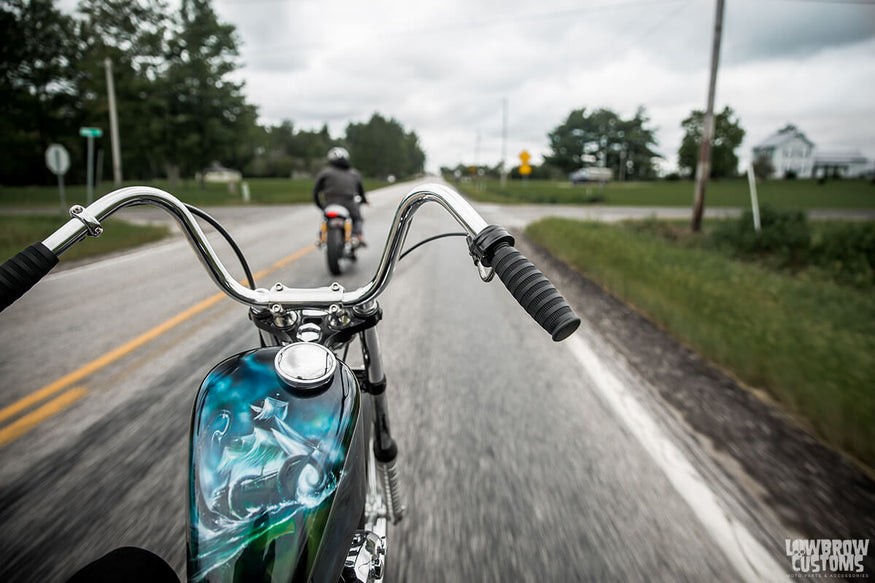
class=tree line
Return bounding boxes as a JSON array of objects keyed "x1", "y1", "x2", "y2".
[
  {"x1": 444, "y1": 105, "x2": 746, "y2": 182},
  {"x1": 4, "y1": 0, "x2": 744, "y2": 187},
  {"x1": 252, "y1": 114, "x2": 425, "y2": 180},
  {"x1": 0, "y1": 0, "x2": 424, "y2": 186}
]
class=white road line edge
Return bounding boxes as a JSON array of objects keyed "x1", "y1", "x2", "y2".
[{"x1": 565, "y1": 332, "x2": 787, "y2": 582}]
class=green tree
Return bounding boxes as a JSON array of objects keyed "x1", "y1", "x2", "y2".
[
  {"x1": 344, "y1": 113, "x2": 425, "y2": 179},
  {"x1": 289, "y1": 124, "x2": 333, "y2": 172},
  {"x1": 161, "y1": 0, "x2": 257, "y2": 183},
  {"x1": 678, "y1": 106, "x2": 745, "y2": 179},
  {"x1": 246, "y1": 120, "x2": 335, "y2": 178},
  {"x1": 752, "y1": 153, "x2": 774, "y2": 180},
  {"x1": 0, "y1": 0, "x2": 78, "y2": 185},
  {"x1": 619, "y1": 107, "x2": 661, "y2": 180},
  {"x1": 544, "y1": 107, "x2": 659, "y2": 179},
  {"x1": 74, "y1": 0, "x2": 172, "y2": 180},
  {"x1": 0, "y1": 0, "x2": 261, "y2": 186}
]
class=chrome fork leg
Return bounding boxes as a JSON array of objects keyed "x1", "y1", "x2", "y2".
[{"x1": 360, "y1": 325, "x2": 406, "y2": 524}]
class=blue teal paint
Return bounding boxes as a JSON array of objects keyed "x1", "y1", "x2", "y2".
[{"x1": 187, "y1": 347, "x2": 359, "y2": 582}]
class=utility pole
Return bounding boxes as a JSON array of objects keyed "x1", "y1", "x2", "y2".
[
  {"x1": 500, "y1": 98, "x2": 508, "y2": 187},
  {"x1": 691, "y1": 0, "x2": 725, "y2": 232},
  {"x1": 105, "y1": 57, "x2": 123, "y2": 187}
]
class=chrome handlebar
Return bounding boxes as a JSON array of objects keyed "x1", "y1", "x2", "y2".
[{"x1": 42, "y1": 183, "x2": 490, "y2": 310}]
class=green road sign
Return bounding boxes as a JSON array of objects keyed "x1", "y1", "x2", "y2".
[{"x1": 79, "y1": 127, "x2": 103, "y2": 138}]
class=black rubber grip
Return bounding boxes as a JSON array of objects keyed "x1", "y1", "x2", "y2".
[
  {"x1": 0, "y1": 243, "x2": 59, "y2": 312},
  {"x1": 491, "y1": 244, "x2": 581, "y2": 342}
]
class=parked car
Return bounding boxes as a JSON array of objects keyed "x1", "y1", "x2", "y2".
[{"x1": 570, "y1": 167, "x2": 612, "y2": 184}]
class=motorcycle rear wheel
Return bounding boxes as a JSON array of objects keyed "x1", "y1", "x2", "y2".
[{"x1": 326, "y1": 228, "x2": 344, "y2": 275}]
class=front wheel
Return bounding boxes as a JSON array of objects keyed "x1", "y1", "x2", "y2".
[{"x1": 326, "y1": 227, "x2": 344, "y2": 275}]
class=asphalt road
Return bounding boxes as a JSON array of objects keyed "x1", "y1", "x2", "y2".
[{"x1": 0, "y1": 181, "x2": 792, "y2": 581}]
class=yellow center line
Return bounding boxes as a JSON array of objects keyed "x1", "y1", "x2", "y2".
[
  {"x1": 0, "y1": 244, "x2": 315, "y2": 431},
  {"x1": 252, "y1": 244, "x2": 315, "y2": 281},
  {"x1": 0, "y1": 388, "x2": 89, "y2": 448}
]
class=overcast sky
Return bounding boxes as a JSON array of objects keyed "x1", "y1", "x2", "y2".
[{"x1": 64, "y1": 0, "x2": 875, "y2": 173}]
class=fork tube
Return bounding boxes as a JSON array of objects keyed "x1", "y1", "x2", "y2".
[
  {"x1": 361, "y1": 327, "x2": 385, "y2": 386},
  {"x1": 361, "y1": 325, "x2": 406, "y2": 523},
  {"x1": 361, "y1": 327, "x2": 395, "y2": 460}
]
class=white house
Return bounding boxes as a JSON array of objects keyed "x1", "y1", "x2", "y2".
[
  {"x1": 202, "y1": 161, "x2": 242, "y2": 183},
  {"x1": 752, "y1": 125, "x2": 871, "y2": 179},
  {"x1": 812, "y1": 149, "x2": 870, "y2": 179},
  {"x1": 752, "y1": 125, "x2": 815, "y2": 178}
]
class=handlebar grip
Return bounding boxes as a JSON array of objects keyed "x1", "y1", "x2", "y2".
[
  {"x1": 491, "y1": 244, "x2": 581, "y2": 342},
  {"x1": 0, "y1": 243, "x2": 59, "y2": 312}
]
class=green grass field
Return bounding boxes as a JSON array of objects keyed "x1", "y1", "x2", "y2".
[
  {"x1": 0, "y1": 176, "x2": 390, "y2": 264},
  {"x1": 527, "y1": 217, "x2": 875, "y2": 469},
  {"x1": 0, "y1": 177, "x2": 388, "y2": 208},
  {"x1": 456, "y1": 177, "x2": 875, "y2": 209},
  {"x1": 8, "y1": 176, "x2": 873, "y2": 210},
  {"x1": 0, "y1": 214, "x2": 169, "y2": 263}
]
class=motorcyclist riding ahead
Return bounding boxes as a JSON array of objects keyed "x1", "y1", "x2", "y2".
[{"x1": 313, "y1": 147, "x2": 368, "y2": 245}]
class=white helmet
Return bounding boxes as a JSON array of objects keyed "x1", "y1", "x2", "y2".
[{"x1": 327, "y1": 147, "x2": 349, "y2": 165}]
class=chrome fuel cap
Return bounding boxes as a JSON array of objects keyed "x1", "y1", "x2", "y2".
[{"x1": 274, "y1": 343, "x2": 337, "y2": 390}]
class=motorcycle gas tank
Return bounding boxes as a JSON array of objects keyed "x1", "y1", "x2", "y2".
[{"x1": 187, "y1": 345, "x2": 365, "y2": 583}]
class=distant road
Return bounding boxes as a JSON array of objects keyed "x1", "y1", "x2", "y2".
[{"x1": 471, "y1": 202, "x2": 875, "y2": 228}]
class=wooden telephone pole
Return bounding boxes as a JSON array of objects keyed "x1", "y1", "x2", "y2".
[
  {"x1": 105, "y1": 58, "x2": 123, "y2": 187},
  {"x1": 692, "y1": 0, "x2": 725, "y2": 232}
]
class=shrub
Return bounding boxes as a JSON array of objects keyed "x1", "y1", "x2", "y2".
[
  {"x1": 810, "y1": 222, "x2": 875, "y2": 288},
  {"x1": 709, "y1": 205, "x2": 811, "y2": 268},
  {"x1": 753, "y1": 155, "x2": 774, "y2": 180},
  {"x1": 627, "y1": 215, "x2": 684, "y2": 241}
]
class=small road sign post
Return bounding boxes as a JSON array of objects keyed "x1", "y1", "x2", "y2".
[
  {"x1": 747, "y1": 163, "x2": 761, "y2": 232},
  {"x1": 45, "y1": 143, "x2": 71, "y2": 211},
  {"x1": 80, "y1": 127, "x2": 103, "y2": 204}
]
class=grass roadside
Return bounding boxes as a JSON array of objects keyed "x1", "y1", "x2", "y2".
[
  {"x1": 0, "y1": 177, "x2": 388, "y2": 208},
  {"x1": 527, "y1": 217, "x2": 875, "y2": 468},
  {"x1": 456, "y1": 177, "x2": 875, "y2": 209},
  {"x1": 0, "y1": 214, "x2": 169, "y2": 263},
  {"x1": 0, "y1": 176, "x2": 388, "y2": 262}
]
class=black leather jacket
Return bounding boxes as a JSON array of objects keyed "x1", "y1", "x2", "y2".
[{"x1": 312, "y1": 162, "x2": 367, "y2": 209}]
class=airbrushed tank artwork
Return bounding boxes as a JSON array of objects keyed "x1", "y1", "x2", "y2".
[{"x1": 187, "y1": 348, "x2": 359, "y2": 582}]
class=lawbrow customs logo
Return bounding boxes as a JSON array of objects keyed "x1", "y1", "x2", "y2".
[{"x1": 786, "y1": 539, "x2": 870, "y2": 578}]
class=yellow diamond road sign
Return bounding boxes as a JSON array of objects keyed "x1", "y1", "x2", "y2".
[{"x1": 519, "y1": 150, "x2": 531, "y2": 164}]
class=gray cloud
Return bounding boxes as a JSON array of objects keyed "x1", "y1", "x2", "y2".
[
  {"x1": 211, "y1": 0, "x2": 875, "y2": 170},
  {"x1": 724, "y1": 1, "x2": 875, "y2": 64}
]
